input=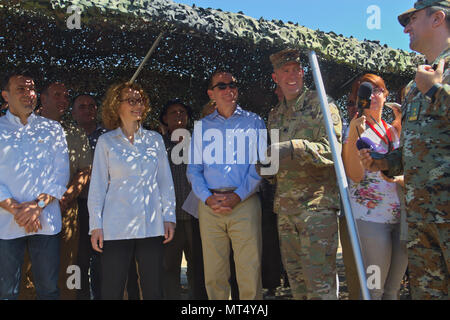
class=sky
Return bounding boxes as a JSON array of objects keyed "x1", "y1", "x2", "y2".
[{"x1": 175, "y1": 0, "x2": 413, "y2": 52}]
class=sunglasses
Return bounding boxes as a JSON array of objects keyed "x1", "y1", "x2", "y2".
[
  {"x1": 120, "y1": 98, "x2": 145, "y2": 106},
  {"x1": 211, "y1": 82, "x2": 238, "y2": 90}
]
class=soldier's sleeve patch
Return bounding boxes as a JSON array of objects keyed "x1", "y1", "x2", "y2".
[{"x1": 331, "y1": 113, "x2": 340, "y2": 126}]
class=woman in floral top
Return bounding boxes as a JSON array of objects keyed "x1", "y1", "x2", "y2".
[{"x1": 342, "y1": 74, "x2": 407, "y2": 300}]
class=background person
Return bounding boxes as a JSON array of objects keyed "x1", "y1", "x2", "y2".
[
  {"x1": 88, "y1": 82, "x2": 176, "y2": 300},
  {"x1": 160, "y1": 98, "x2": 207, "y2": 300},
  {"x1": 71, "y1": 94, "x2": 106, "y2": 299},
  {"x1": 40, "y1": 82, "x2": 93, "y2": 300}
]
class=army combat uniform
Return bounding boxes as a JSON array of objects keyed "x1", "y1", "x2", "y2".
[
  {"x1": 267, "y1": 86, "x2": 342, "y2": 300},
  {"x1": 384, "y1": 47, "x2": 450, "y2": 299}
]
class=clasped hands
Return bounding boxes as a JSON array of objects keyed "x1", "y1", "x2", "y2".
[
  {"x1": 11, "y1": 199, "x2": 43, "y2": 233},
  {"x1": 205, "y1": 192, "x2": 241, "y2": 214}
]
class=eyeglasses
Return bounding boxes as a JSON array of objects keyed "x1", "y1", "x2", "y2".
[
  {"x1": 120, "y1": 98, "x2": 145, "y2": 106},
  {"x1": 211, "y1": 82, "x2": 237, "y2": 90},
  {"x1": 373, "y1": 87, "x2": 385, "y2": 96}
]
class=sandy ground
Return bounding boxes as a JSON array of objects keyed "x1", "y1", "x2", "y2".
[{"x1": 179, "y1": 239, "x2": 411, "y2": 300}]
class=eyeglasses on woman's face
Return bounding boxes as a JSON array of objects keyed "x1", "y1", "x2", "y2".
[{"x1": 120, "y1": 97, "x2": 145, "y2": 106}]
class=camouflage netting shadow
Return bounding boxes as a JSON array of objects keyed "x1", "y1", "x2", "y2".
[{"x1": 0, "y1": 0, "x2": 421, "y2": 127}]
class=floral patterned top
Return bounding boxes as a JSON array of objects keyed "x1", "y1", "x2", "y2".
[{"x1": 344, "y1": 122, "x2": 401, "y2": 224}]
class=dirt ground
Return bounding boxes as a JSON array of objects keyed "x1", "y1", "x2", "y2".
[{"x1": 179, "y1": 247, "x2": 411, "y2": 300}]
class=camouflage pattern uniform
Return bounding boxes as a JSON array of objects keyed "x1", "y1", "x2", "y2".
[
  {"x1": 384, "y1": 47, "x2": 450, "y2": 299},
  {"x1": 268, "y1": 86, "x2": 342, "y2": 300},
  {"x1": 20, "y1": 121, "x2": 92, "y2": 300}
]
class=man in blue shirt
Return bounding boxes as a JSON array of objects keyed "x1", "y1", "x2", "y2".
[{"x1": 187, "y1": 70, "x2": 266, "y2": 300}]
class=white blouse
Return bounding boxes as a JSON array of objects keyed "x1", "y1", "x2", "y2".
[{"x1": 88, "y1": 127, "x2": 176, "y2": 240}]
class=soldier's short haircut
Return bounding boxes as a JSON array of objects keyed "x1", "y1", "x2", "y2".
[{"x1": 426, "y1": 6, "x2": 450, "y2": 30}]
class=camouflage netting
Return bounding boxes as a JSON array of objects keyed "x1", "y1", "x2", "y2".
[{"x1": 0, "y1": 0, "x2": 423, "y2": 127}]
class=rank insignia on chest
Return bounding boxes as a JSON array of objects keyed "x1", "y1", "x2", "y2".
[{"x1": 408, "y1": 102, "x2": 421, "y2": 122}]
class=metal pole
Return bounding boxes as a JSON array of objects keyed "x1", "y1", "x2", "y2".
[
  {"x1": 129, "y1": 31, "x2": 165, "y2": 84},
  {"x1": 308, "y1": 50, "x2": 371, "y2": 300}
]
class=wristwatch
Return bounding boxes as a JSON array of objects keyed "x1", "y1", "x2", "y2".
[
  {"x1": 36, "y1": 199, "x2": 46, "y2": 209},
  {"x1": 424, "y1": 83, "x2": 442, "y2": 103}
]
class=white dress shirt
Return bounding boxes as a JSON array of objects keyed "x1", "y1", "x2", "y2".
[
  {"x1": 0, "y1": 111, "x2": 69, "y2": 239},
  {"x1": 88, "y1": 127, "x2": 176, "y2": 241}
]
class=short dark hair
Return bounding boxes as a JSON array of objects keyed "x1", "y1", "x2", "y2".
[
  {"x1": 1, "y1": 71, "x2": 35, "y2": 92},
  {"x1": 71, "y1": 93, "x2": 98, "y2": 110},
  {"x1": 159, "y1": 99, "x2": 192, "y2": 126},
  {"x1": 207, "y1": 69, "x2": 236, "y2": 90},
  {"x1": 426, "y1": 6, "x2": 450, "y2": 30},
  {"x1": 40, "y1": 81, "x2": 66, "y2": 97}
]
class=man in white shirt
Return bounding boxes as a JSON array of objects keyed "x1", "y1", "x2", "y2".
[{"x1": 0, "y1": 73, "x2": 69, "y2": 299}]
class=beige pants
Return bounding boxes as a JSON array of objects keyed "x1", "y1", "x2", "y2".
[{"x1": 198, "y1": 194, "x2": 262, "y2": 300}]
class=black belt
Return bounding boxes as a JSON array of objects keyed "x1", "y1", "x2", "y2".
[{"x1": 209, "y1": 187, "x2": 237, "y2": 194}]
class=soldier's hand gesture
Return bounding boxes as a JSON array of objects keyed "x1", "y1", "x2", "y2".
[{"x1": 415, "y1": 59, "x2": 445, "y2": 94}]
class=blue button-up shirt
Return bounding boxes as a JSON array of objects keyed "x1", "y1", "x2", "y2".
[
  {"x1": 0, "y1": 111, "x2": 69, "y2": 239},
  {"x1": 88, "y1": 127, "x2": 176, "y2": 241},
  {"x1": 187, "y1": 105, "x2": 266, "y2": 203}
]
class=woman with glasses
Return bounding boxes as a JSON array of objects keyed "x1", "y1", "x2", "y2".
[
  {"x1": 88, "y1": 82, "x2": 176, "y2": 299},
  {"x1": 342, "y1": 74, "x2": 407, "y2": 300}
]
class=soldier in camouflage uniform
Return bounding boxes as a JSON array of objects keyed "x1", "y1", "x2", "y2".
[
  {"x1": 361, "y1": 0, "x2": 450, "y2": 299},
  {"x1": 262, "y1": 49, "x2": 342, "y2": 300}
]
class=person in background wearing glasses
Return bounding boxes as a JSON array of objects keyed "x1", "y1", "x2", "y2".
[
  {"x1": 342, "y1": 73, "x2": 407, "y2": 300},
  {"x1": 88, "y1": 82, "x2": 176, "y2": 300},
  {"x1": 187, "y1": 70, "x2": 266, "y2": 300}
]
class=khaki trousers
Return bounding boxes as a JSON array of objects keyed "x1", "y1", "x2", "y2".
[{"x1": 198, "y1": 194, "x2": 262, "y2": 300}]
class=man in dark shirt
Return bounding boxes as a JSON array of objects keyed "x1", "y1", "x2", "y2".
[
  {"x1": 160, "y1": 99, "x2": 207, "y2": 300},
  {"x1": 71, "y1": 94, "x2": 106, "y2": 299}
]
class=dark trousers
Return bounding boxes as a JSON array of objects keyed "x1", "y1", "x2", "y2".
[
  {"x1": 259, "y1": 183, "x2": 282, "y2": 290},
  {"x1": 126, "y1": 256, "x2": 141, "y2": 300},
  {"x1": 163, "y1": 218, "x2": 207, "y2": 299},
  {"x1": 76, "y1": 198, "x2": 101, "y2": 300},
  {"x1": 0, "y1": 233, "x2": 60, "y2": 300},
  {"x1": 100, "y1": 236, "x2": 164, "y2": 300},
  {"x1": 261, "y1": 205, "x2": 282, "y2": 290}
]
